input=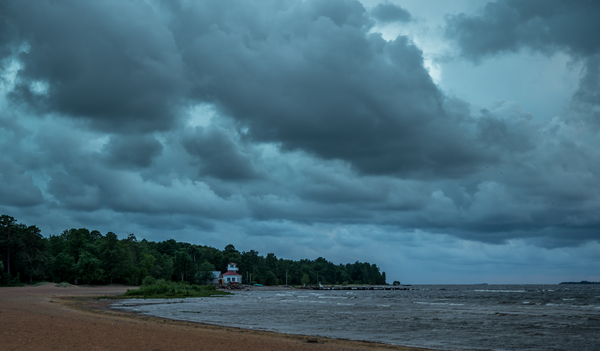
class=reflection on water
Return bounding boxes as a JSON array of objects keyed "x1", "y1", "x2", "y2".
[{"x1": 112, "y1": 284, "x2": 600, "y2": 351}]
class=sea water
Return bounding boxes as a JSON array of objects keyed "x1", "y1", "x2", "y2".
[{"x1": 111, "y1": 284, "x2": 600, "y2": 351}]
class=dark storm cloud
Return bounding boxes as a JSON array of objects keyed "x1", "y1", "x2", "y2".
[
  {"x1": 45, "y1": 159, "x2": 249, "y2": 218},
  {"x1": 444, "y1": 0, "x2": 600, "y2": 130},
  {"x1": 0, "y1": 156, "x2": 44, "y2": 207},
  {"x1": 0, "y1": 0, "x2": 188, "y2": 133},
  {"x1": 183, "y1": 126, "x2": 259, "y2": 180},
  {"x1": 439, "y1": 0, "x2": 600, "y2": 245},
  {"x1": 103, "y1": 135, "x2": 163, "y2": 169},
  {"x1": 370, "y1": 1, "x2": 411, "y2": 23},
  {"x1": 0, "y1": 0, "x2": 490, "y2": 177},
  {"x1": 2, "y1": 0, "x2": 599, "y2": 257},
  {"x1": 476, "y1": 108, "x2": 536, "y2": 153},
  {"x1": 167, "y1": 0, "x2": 488, "y2": 178},
  {"x1": 445, "y1": 0, "x2": 600, "y2": 134},
  {"x1": 570, "y1": 55, "x2": 600, "y2": 130},
  {"x1": 445, "y1": 0, "x2": 600, "y2": 60}
]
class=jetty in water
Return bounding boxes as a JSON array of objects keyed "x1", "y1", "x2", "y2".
[{"x1": 297, "y1": 285, "x2": 410, "y2": 291}]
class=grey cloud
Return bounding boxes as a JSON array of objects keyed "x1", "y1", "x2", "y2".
[
  {"x1": 444, "y1": 0, "x2": 600, "y2": 130},
  {"x1": 1, "y1": 0, "x2": 490, "y2": 178},
  {"x1": 170, "y1": 0, "x2": 488, "y2": 178},
  {"x1": 1, "y1": 0, "x2": 600, "y2": 258},
  {"x1": 47, "y1": 168, "x2": 102, "y2": 211},
  {"x1": 370, "y1": 1, "x2": 411, "y2": 23},
  {"x1": 46, "y1": 160, "x2": 250, "y2": 218},
  {"x1": 0, "y1": 156, "x2": 44, "y2": 207},
  {"x1": 1, "y1": 0, "x2": 188, "y2": 133},
  {"x1": 103, "y1": 135, "x2": 163, "y2": 169},
  {"x1": 569, "y1": 55, "x2": 600, "y2": 130},
  {"x1": 476, "y1": 104, "x2": 537, "y2": 154},
  {"x1": 443, "y1": 0, "x2": 600, "y2": 210},
  {"x1": 444, "y1": 0, "x2": 600, "y2": 128},
  {"x1": 183, "y1": 126, "x2": 259, "y2": 181},
  {"x1": 445, "y1": 0, "x2": 600, "y2": 61}
]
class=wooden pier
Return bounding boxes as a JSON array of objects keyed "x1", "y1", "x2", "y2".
[{"x1": 297, "y1": 285, "x2": 411, "y2": 291}]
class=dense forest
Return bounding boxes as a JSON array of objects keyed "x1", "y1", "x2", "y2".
[{"x1": 0, "y1": 215, "x2": 387, "y2": 286}]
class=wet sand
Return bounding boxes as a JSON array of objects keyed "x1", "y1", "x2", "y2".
[{"x1": 0, "y1": 284, "x2": 435, "y2": 351}]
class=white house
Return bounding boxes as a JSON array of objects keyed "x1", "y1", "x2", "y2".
[{"x1": 222, "y1": 262, "x2": 242, "y2": 284}]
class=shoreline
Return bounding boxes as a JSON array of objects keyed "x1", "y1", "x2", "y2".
[{"x1": 0, "y1": 284, "x2": 440, "y2": 351}]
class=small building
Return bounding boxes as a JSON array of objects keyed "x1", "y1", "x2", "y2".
[
  {"x1": 222, "y1": 262, "x2": 242, "y2": 284},
  {"x1": 207, "y1": 271, "x2": 222, "y2": 285}
]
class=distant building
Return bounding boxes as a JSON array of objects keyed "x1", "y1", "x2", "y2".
[
  {"x1": 207, "y1": 271, "x2": 222, "y2": 285},
  {"x1": 222, "y1": 262, "x2": 242, "y2": 284}
]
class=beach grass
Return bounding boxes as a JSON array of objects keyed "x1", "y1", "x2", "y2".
[{"x1": 100, "y1": 277, "x2": 230, "y2": 299}]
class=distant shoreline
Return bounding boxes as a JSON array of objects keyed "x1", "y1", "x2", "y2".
[{"x1": 559, "y1": 281, "x2": 600, "y2": 285}]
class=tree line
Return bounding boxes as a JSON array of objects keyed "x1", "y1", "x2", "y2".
[{"x1": 0, "y1": 215, "x2": 387, "y2": 286}]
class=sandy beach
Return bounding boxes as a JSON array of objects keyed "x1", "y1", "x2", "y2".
[{"x1": 0, "y1": 285, "x2": 435, "y2": 351}]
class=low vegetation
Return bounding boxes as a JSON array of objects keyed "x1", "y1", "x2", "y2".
[{"x1": 118, "y1": 276, "x2": 230, "y2": 299}]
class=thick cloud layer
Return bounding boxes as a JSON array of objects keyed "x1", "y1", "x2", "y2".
[
  {"x1": 445, "y1": 0, "x2": 600, "y2": 130},
  {"x1": 0, "y1": 0, "x2": 494, "y2": 178},
  {"x1": 1, "y1": 0, "x2": 187, "y2": 132},
  {"x1": 1, "y1": 0, "x2": 599, "y2": 282},
  {"x1": 441, "y1": 0, "x2": 600, "y2": 245},
  {"x1": 370, "y1": 1, "x2": 411, "y2": 23},
  {"x1": 445, "y1": 0, "x2": 600, "y2": 60}
]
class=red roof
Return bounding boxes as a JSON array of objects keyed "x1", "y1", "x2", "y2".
[
  {"x1": 223, "y1": 271, "x2": 241, "y2": 276},
  {"x1": 228, "y1": 262, "x2": 237, "y2": 265}
]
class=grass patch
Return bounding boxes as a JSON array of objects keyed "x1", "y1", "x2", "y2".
[
  {"x1": 55, "y1": 282, "x2": 73, "y2": 287},
  {"x1": 31, "y1": 281, "x2": 52, "y2": 287},
  {"x1": 102, "y1": 277, "x2": 230, "y2": 299}
]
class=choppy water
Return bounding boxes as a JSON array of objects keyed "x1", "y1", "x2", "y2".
[{"x1": 111, "y1": 284, "x2": 600, "y2": 351}]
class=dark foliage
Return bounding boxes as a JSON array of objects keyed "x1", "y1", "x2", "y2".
[{"x1": 0, "y1": 214, "x2": 387, "y2": 286}]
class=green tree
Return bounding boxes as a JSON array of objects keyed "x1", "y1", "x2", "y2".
[
  {"x1": 17, "y1": 225, "x2": 49, "y2": 284},
  {"x1": 197, "y1": 260, "x2": 216, "y2": 284},
  {"x1": 224, "y1": 244, "x2": 238, "y2": 254},
  {"x1": 301, "y1": 273, "x2": 310, "y2": 286},
  {"x1": 98, "y1": 232, "x2": 128, "y2": 284},
  {"x1": 0, "y1": 215, "x2": 17, "y2": 277},
  {"x1": 63, "y1": 228, "x2": 93, "y2": 262},
  {"x1": 266, "y1": 253, "x2": 278, "y2": 271},
  {"x1": 240, "y1": 250, "x2": 259, "y2": 283},
  {"x1": 62, "y1": 228, "x2": 96, "y2": 284},
  {"x1": 156, "y1": 239, "x2": 179, "y2": 257},
  {"x1": 174, "y1": 249, "x2": 192, "y2": 281},
  {"x1": 77, "y1": 251, "x2": 103, "y2": 284},
  {"x1": 54, "y1": 252, "x2": 76, "y2": 282},
  {"x1": 160, "y1": 256, "x2": 174, "y2": 280},
  {"x1": 265, "y1": 270, "x2": 278, "y2": 286},
  {"x1": 139, "y1": 253, "x2": 157, "y2": 280}
]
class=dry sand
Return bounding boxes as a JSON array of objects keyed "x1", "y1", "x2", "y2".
[{"x1": 0, "y1": 284, "x2": 435, "y2": 351}]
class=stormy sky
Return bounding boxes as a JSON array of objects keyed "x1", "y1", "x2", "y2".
[{"x1": 1, "y1": 0, "x2": 599, "y2": 284}]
